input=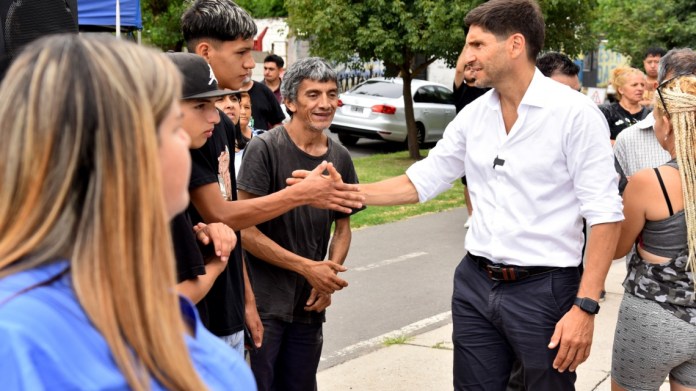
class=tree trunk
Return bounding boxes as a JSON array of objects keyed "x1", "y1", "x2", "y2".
[{"x1": 401, "y1": 67, "x2": 421, "y2": 160}]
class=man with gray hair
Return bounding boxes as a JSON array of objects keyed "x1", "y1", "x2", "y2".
[
  {"x1": 615, "y1": 48, "x2": 696, "y2": 191},
  {"x1": 237, "y1": 57, "x2": 361, "y2": 391},
  {"x1": 180, "y1": 0, "x2": 363, "y2": 358}
]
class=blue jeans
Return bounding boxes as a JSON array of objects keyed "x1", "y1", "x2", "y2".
[
  {"x1": 249, "y1": 318, "x2": 323, "y2": 391},
  {"x1": 220, "y1": 330, "x2": 244, "y2": 357},
  {"x1": 452, "y1": 254, "x2": 580, "y2": 390}
]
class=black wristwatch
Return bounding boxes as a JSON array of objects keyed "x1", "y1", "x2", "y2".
[{"x1": 574, "y1": 297, "x2": 600, "y2": 315}]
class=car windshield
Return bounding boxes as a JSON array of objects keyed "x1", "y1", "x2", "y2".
[{"x1": 349, "y1": 80, "x2": 402, "y2": 98}]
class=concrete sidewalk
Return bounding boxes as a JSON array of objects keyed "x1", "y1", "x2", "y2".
[{"x1": 317, "y1": 259, "x2": 670, "y2": 391}]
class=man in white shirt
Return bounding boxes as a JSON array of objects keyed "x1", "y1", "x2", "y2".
[{"x1": 341, "y1": 0, "x2": 623, "y2": 389}]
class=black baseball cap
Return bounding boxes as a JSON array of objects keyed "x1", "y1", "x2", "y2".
[{"x1": 165, "y1": 52, "x2": 238, "y2": 99}]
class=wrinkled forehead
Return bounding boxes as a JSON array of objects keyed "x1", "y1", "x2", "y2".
[{"x1": 298, "y1": 78, "x2": 338, "y2": 92}]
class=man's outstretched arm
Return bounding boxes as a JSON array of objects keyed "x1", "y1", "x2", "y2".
[
  {"x1": 289, "y1": 173, "x2": 419, "y2": 207},
  {"x1": 192, "y1": 161, "x2": 364, "y2": 231}
]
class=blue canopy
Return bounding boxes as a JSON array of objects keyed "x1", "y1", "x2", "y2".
[{"x1": 77, "y1": 0, "x2": 142, "y2": 29}]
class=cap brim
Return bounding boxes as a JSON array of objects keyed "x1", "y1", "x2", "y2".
[{"x1": 183, "y1": 88, "x2": 240, "y2": 100}]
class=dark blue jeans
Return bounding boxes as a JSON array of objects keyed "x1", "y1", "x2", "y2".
[
  {"x1": 452, "y1": 254, "x2": 580, "y2": 390},
  {"x1": 249, "y1": 318, "x2": 323, "y2": 391}
]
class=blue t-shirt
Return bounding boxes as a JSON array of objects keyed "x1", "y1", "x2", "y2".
[{"x1": 0, "y1": 261, "x2": 256, "y2": 390}]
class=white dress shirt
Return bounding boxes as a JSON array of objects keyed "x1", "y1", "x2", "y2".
[{"x1": 406, "y1": 70, "x2": 624, "y2": 267}]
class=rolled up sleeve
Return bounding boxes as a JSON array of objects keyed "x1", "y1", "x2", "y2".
[
  {"x1": 405, "y1": 117, "x2": 468, "y2": 203},
  {"x1": 565, "y1": 103, "x2": 624, "y2": 226}
]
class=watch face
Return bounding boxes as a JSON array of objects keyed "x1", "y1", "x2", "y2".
[
  {"x1": 576, "y1": 297, "x2": 600, "y2": 314},
  {"x1": 585, "y1": 300, "x2": 598, "y2": 313}
]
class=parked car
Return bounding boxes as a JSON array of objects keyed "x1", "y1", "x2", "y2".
[{"x1": 330, "y1": 77, "x2": 457, "y2": 146}]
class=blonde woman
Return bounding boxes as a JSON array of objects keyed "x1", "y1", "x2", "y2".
[
  {"x1": 611, "y1": 75, "x2": 696, "y2": 391},
  {"x1": 0, "y1": 35, "x2": 255, "y2": 390},
  {"x1": 600, "y1": 66, "x2": 650, "y2": 142}
]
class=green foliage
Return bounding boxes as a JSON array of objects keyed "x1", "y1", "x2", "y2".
[
  {"x1": 594, "y1": 0, "x2": 696, "y2": 66},
  {"x1": 540, "y1": 0, "x2": 599, "y2": 57},
  {"x1": 286, "y1": 0, "x2": 474, "y2": 71},
  {"x1": 286, "y1": 0, "x2": 477, "y2": 159},
  {"x1": 237, "y1": 0, "x2": 288, "y2": 17},
  {"x1": 141, "y1": 0, "x2": 186, "y2": 51}
]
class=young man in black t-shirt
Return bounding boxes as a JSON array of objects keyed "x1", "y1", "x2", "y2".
[
  {"x1": 165, "y1": 52, "x2": 238, "y2": 307},
  {"x1": 181, "y1": 0, "x2": 365, "y2": 358}
]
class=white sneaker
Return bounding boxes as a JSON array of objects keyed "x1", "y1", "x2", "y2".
[{"x1": 464, "y1": 220, "x2": 471, "y2": 229}]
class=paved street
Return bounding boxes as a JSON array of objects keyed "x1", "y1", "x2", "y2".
[{"x1": 320, "y1": 207, "x2": 466, "y2": 370}]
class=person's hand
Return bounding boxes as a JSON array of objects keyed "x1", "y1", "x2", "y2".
[
  {"x1": 548, "y1": 306, "x2": 595, "y2": 373},
  {"x1": 193, "y1": 222, "x2": 236, "y2": 262},
  {"x1": 304, "y1": 288, "x2": 332, "y2": 312},
  {"x1": 286, "y1": 161, "x2": 364, "y2": 213},
  {"x1": 245, "y1": 301, "x2": 264, "y2": 350},
  {"x1": 302, "y1": 260, "x2": 348, "y2": 294}
]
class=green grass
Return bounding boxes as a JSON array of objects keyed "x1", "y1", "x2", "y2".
[
  {"x1": 350, "y1": 149, "x2": 464, "y2": 230},
  {"x1": 382, "y1": 334, "x2": 412, "y2": 346},
  {"x1": 431, "y1": 341, "x2": 451, "y2": 350}
]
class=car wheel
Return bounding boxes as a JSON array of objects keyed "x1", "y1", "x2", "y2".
[
  {"x1": 338, "y1": 134, "x2": 359, "y2": 146},
  {"x1": 416, "y1": 122, "x2": 426, "y2": 145}
]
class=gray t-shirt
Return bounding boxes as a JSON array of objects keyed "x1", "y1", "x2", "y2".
[{"x1": 237, "y1": 126, "x2": 359, "y2": 323}]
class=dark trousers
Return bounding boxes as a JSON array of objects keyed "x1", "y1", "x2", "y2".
[
  {"x1": 249, "y1": 318, "x2": 323, "y2": 391},
  {"x1": 452, "y1": 254, "x2": 580, "y2": 390}
]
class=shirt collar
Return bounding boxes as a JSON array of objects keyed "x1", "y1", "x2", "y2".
[
  {"x1": 637, "y1": 112, "x2": 655, "y2": 129},
  {"x1": 484, "y1": 69, "x2": 549, "y2": 111}
]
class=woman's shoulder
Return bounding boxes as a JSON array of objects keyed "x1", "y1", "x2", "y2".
[
  {"x1": 628, "y1": 166, "x2": 673, "y2": 190},
  {"x1": 0, "y1": 266, "x2": 128, "y2": 389},
  {"x1": 0, "y1": 264, "x2": 104, "y2": 354},
  {"x1": 598, "y1": 101, "x2": 621, "y2": 117},
  {"x1": 0, "y1": 262, "x2": 75, "y2": 322}
]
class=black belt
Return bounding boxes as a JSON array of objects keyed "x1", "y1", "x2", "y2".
[{"x1": 468, "y1": 253, "x2": 562, "y2": 282}]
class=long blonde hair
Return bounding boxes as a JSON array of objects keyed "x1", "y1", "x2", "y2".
[
  {"x1": 655, "y1": 75, "x2": 696, "y2": 281},
  {"x1": 0, "y1": 35, "x2": 207, "y2": 390}
]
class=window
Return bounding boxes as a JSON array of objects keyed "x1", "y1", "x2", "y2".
[{"x1": 349, "y1": 80, "x2": 402, "y2": 99}]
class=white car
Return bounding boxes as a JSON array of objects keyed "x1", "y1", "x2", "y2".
[{"x1": 330, "y1": 77, "x2": 456, "y2": 145}]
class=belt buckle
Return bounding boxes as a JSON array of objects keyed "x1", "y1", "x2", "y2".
[
  {"x1": 485, "y1": 264, "x2": 505, "y2": 281},
  {"x1": 486, "y1": 264, "x2": 520, "y2": 281}
]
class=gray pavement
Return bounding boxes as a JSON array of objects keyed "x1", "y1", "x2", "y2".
[{"x1": 317, "y1": 258, "x2": 671, "y2": 390}]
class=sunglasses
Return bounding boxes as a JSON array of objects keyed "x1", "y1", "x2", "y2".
[{"x1": 656, "y1": 75, "x2": 682, "y2": 117}]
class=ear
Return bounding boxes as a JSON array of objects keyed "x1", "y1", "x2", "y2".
[
  {"x1": 656, "y1": 110, "x2": 673, "y2": 134},
  {"x1": 508, "y1": 33, "x2": 526, "y2": 59},
  {"x1": 285, "y1": 100, "x2": 297, "y2": 114},
  {"x1": 665, "y1": 115, "x2": 674, "y2": 135},
  {"x1": 195, "y1": 41, "x2": 211, "y2": 61}
]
